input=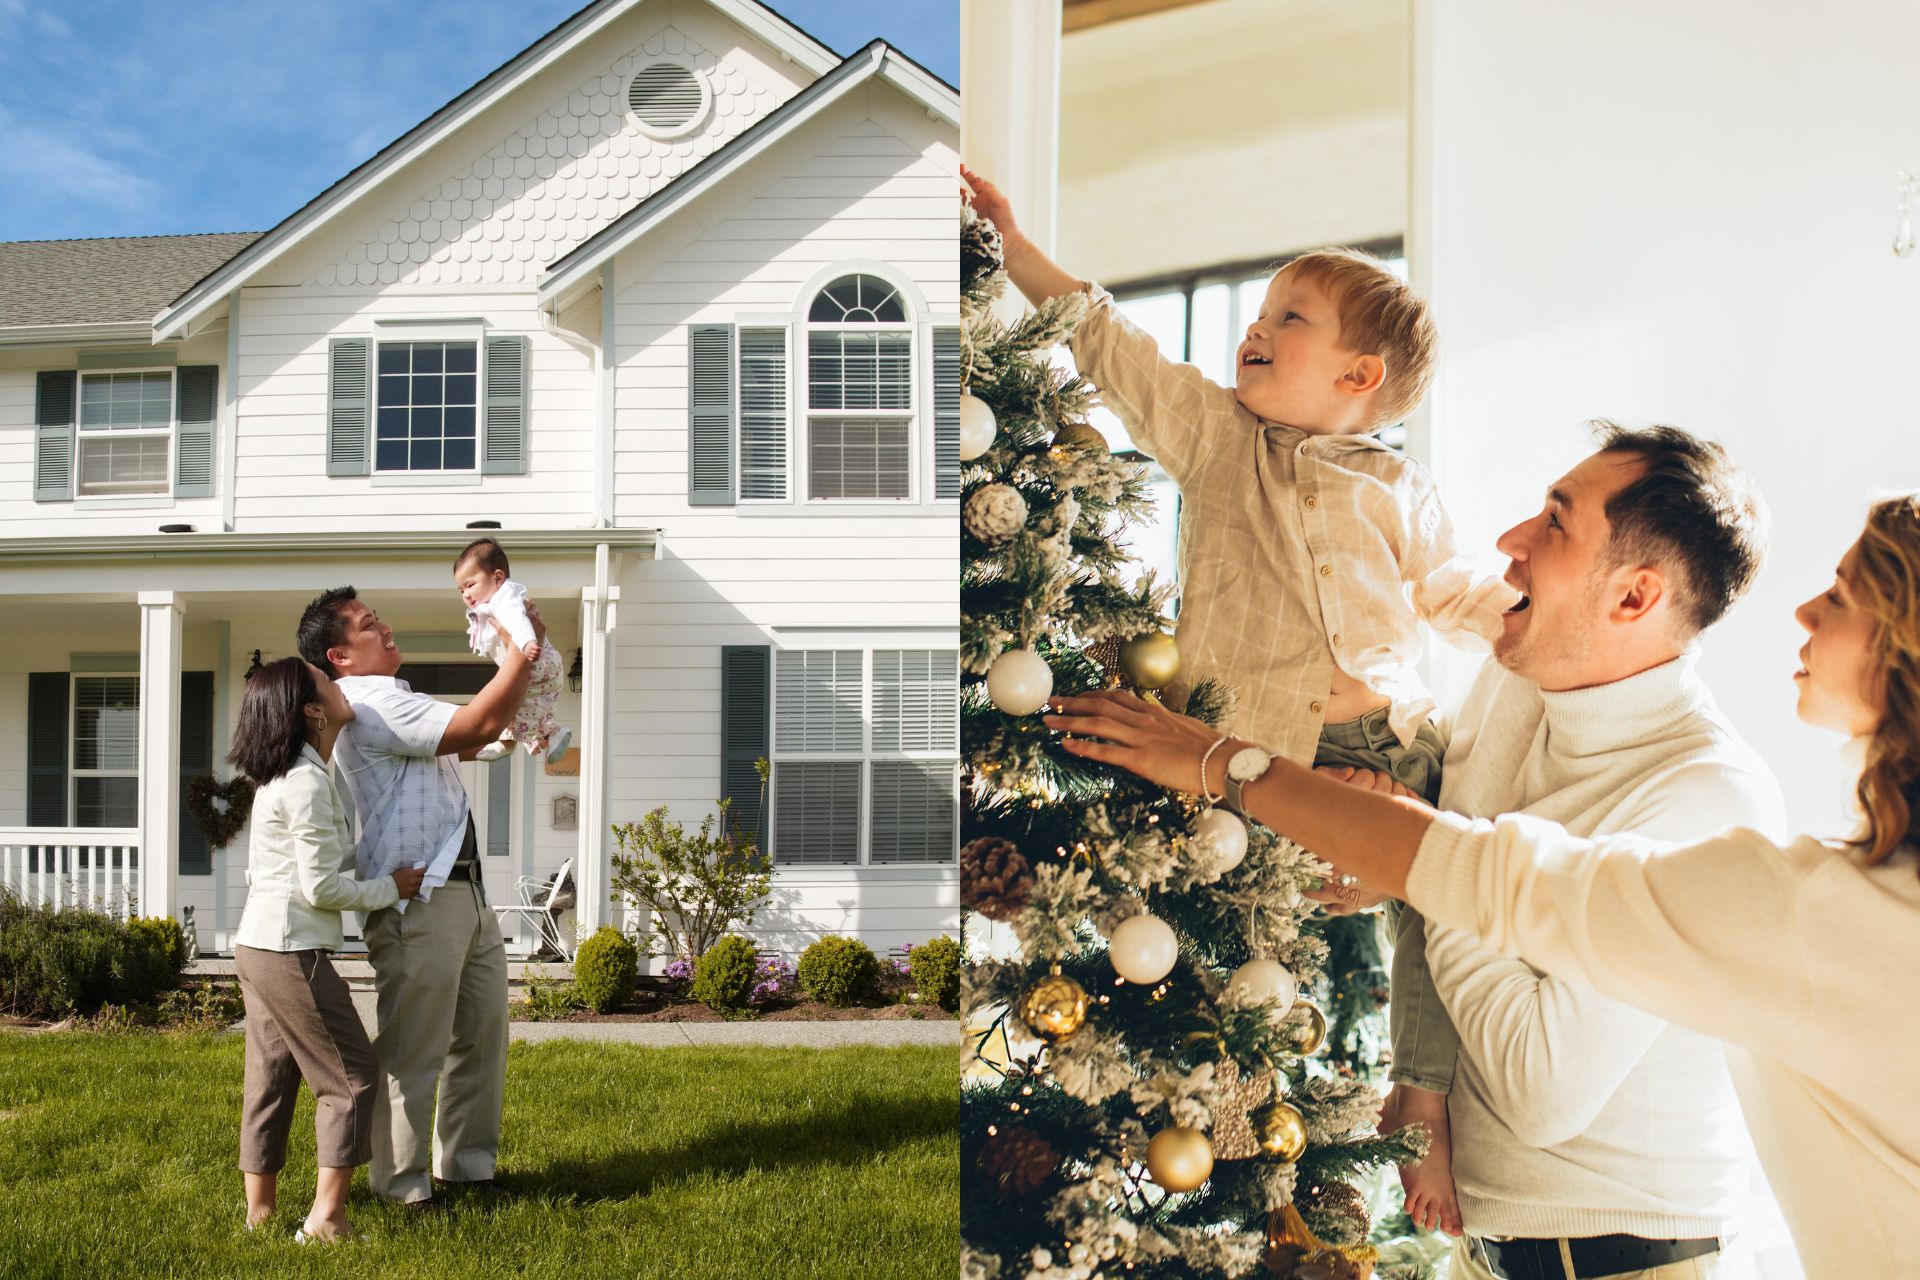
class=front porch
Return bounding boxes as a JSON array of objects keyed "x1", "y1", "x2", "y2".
[{"x1": 0, "y1": 528, "x2": 652, "y2": 954}]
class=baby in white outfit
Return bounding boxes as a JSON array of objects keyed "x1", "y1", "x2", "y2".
[{"x1": 454, "y1": 537, "x2": 571, "y2": 764}]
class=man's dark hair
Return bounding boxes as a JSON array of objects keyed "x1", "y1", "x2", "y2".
[
  {"x1": 455, "y1": 537, "x2": 509, "y2": 576},
  {"x1": 298, "y1": 586, "x2": 360, "y2": 677},
  {"x1": 1590, "y1": 421, "x2": 1768, "y2": 636},
  {"x1": 227, "y1": 656, "x2": 320, "y2": 784}
]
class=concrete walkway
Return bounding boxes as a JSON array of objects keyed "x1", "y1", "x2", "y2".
[{"x1": 510, "y1": 1020, "x2": 960, "y2": 1047}]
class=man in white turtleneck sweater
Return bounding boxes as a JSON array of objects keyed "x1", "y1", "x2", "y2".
[{"x1": 1412, "y1": 427, "x2": 1785, "y2": 1280}]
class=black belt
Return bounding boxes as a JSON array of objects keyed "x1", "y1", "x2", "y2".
[
  {"x1": 444, "y1": 860, "x2": 479, "y2": 882},
  {"x1": 1470, "y1": 1234, "x2": 1720, "y2": 1280}
]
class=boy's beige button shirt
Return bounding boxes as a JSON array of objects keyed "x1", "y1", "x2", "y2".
[
  {"x1": 233, "y1": 744, "x2": 399, "y2": 953},
  {"x1": 1070, "y1": 288, "x2": 1518, "y2": 766}
]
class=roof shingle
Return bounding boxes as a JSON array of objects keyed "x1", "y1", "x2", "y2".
[{"x1": 0, "y1": 233, "x2": 262, "y2": 329}]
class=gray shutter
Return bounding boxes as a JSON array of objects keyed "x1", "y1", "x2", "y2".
[
  {"x1": 174, "y1": 366, "x2": 218, "y2": 497},
  {"x1": 933, "y1": 327, "x2": 960, "y2": 500},
  {"x1": 719, "y1": 645, "x2": 769, "y2": 847},
  {"x1": 27, "y1": 672, "x2": 69, "y2": 827},
  {"x1": 34, "y1": 371, "x2": 76, "y2": 502},
  {"x1": 177, "y1": 671, "x2": 214, "y2": 875},
  {"x1": 483, "y1": 334, "x2": 529, "y2": 475},
  {"x1": 326, "y1": 338, "x2": 371, "y2": 476},
  {"x1": 688, "y1": 324, "x2": 735, "y2": 505}
]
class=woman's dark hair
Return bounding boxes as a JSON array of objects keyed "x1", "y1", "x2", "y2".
[{"x1": 227, "y1": 657, "x2": 319, "y2": 784}]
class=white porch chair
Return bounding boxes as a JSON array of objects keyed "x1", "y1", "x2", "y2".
[{"x1": 493, "y1": 858, "x2": 575, "y2": 961}]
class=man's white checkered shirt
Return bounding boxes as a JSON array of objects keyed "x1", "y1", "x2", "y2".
[
  {"x1": 1070, "y1": 287, "x2": 1520, "y2": 766},
  {"x1": 333, "y1": 674, "x2": 468, "y2": 911}
]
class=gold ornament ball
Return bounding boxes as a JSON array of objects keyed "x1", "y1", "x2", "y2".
[
  {"x1": 1019, "y1": 970, "x2": 1089, "y2": 1044},
  {"x1": 1051, "y1": 422, "x2": 1109, "y2": 455},
  {"x1": 1119, "y1": 631, "x2": 1181, "y2": 691},
  {"x1": 1281, "y1": 1002, "x2": 1329, "y2": 1056},
  {"x1": 1251, "y1": 1098, "x2": 1309, "y2": 1162},
  {"x1": 1144, "y1": 1126, "x2": 1214, "y2": 1192}
]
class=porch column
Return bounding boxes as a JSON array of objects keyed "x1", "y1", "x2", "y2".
[
  {"x1": 137, "y1": 591, "x2": 183, "y2": 922},
  {"x1": 574, "y1": 546, "x2": 619, "y2": 934}
]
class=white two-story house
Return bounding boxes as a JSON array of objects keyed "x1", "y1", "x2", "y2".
[{"x1": 0, "y1": 0, "x2": 960, "y2": 964}]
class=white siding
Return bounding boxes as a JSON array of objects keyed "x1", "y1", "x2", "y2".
[{"x1": 605, "y1": 87, "x2": 959, "y2": 956}]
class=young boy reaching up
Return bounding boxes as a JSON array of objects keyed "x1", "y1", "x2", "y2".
[{"x1": 964, "y1": 166, "x2": 1520, "y2": 1236}]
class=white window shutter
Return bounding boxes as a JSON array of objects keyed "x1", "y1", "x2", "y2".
[
  {"x1": 933, "y1": 327, "x2": 960, "y2": 500},
  {"x1": 483, "y1": 334, "x2": 529, "y2": 475},
  {"x1": 738, "y1": 328, "x2": 788, "y2": 500},
  {"x1": 688, "y1": 324, "x2": 735, "y2": 504}
]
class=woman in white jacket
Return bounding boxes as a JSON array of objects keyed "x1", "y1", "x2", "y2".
[
  {"x1": 1047, "y1": 494, "x2": 1920, "y2": 1280},
  {"x1": 230, "y1": 657, "x2": 425, "y2": 1242}
]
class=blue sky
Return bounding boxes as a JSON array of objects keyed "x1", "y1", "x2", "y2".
[{"x1": 0, "y1": 0, "x2": 957, "y2": 242}]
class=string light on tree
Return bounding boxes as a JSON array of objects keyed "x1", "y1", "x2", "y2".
[
  {"x1": 1108, "y1": 911, "x2": 1178, "y2": 984},
  {"x1": 986, "y1": 647, "x2": 1053, "y2": 715}
]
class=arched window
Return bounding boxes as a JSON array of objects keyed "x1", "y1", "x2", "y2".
[{"x1": 804, "y1": 272, "x2": 913, "y2": 500}]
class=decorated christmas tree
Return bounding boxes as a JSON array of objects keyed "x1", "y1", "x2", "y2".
[{"x1": 957, "y1": 200, "x2": 1427, "y2": 1280}]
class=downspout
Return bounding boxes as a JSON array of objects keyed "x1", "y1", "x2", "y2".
[
  {"x1": 221, "y1": 290, "x2": 241, "y2": 532},
  {"x1": 597, "y1": 261, "x2": 616, "y2": 530}
]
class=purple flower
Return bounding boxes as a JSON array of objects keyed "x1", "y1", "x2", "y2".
[{"x1": 663, "y1": 958, "x2": 693, "y2": 982}]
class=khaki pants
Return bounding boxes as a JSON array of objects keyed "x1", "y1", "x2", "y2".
[
  {"x1": 1451, "y1": 1236, "x2": 1723, "y2": 1280},
  {"x1": 362, "y1": 874, "x2": 509, "y2": 1203},
  {"x1": 234, "y1": 945, "x2": 379, "y2": 1173}
]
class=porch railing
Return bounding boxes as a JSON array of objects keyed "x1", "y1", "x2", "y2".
[{"x1": 0, "y1": 828, "x2": 142, "y2": 920}]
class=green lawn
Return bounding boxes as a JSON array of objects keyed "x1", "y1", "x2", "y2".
[{"x1": 0, "y1": 1034, "x2": 957, "y2": 1279}]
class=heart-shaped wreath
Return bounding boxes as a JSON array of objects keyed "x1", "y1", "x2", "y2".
[{"x1": 186, "y1": 774, "x2": 255, "y2": 848}]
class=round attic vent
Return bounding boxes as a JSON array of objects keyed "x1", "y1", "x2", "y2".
[{"x1": 628, "y1": 63, "x2": 708, "y2": 138}]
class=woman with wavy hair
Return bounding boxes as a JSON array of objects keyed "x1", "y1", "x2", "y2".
[
  {"x1": 229, "y1": 658, "x2": 426, "y2": 1242},
  {"x1": 1047, "y1": 495, "x2": 1920, "y2": 1278}
]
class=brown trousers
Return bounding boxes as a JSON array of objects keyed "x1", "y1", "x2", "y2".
[{"x1": 234, "y1": 945, "x2": 379, "y2": 1173}]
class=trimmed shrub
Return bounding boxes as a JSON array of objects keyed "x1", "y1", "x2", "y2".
[
  {"x1": 127, "y1": 916, "x2": 188, "y2": 991},
  {"x1": 691, "y1": 935, "x2": 758, "y2": 1012},
  {"x1": 908, "y1": 935, "x2": 961, "y2": 1012},
  {"x1": 797, "y1": 935, "x2": 880, "y2": 1008},
  {"x1": 571, "y1": 926, "x2": 638, "y2": 1014},
  {"x1": 0, "y1": 893, "x2": 184, "y2": 1018}
]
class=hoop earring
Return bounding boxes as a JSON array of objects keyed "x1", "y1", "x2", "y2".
[{"x1": 314, "y1": 715, "x2": 328, "y2": 734}]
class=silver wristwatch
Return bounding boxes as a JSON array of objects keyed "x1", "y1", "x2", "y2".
[{"x1": 1224, "y1": 745, "x2": 1274, "y2": 817}]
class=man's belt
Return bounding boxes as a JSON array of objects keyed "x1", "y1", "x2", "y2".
[
  {"x1": 443, "y1": 860, "x2": 479, "y2": 883},
  {"x1": 1470, "y1": 1233, "x2": 1720, "y2": 1280}
]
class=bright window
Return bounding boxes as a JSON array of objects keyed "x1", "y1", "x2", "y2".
[
  {"x1": 376, "y1": 341, "x2": 478, "y2": 472},
  {"x1": 770, "y1": 647, "x2": 958, "y2": 865},
  {"x1": 76, "y1": 371, "x2": 171, "y2": 497},
  {"x1": 72, "y1": 675, "x2": 138, "y2": 827},
  {"x1": 805, "y1": 274, "x2": 913, "y2": 500}
]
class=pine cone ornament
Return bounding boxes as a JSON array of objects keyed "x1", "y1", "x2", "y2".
[
  {"x1": 1296, "y1": 1180, "x2": 1371, "y2": 1248},
  {"x1": 962, "y1": 203, "x2": 1004, "y2": 292},
  {"x1": 979, "y1": 1127, "x2": 1058, "y2": 1201},
  {"x1": 964, "y1": 483, "x2": 1029, "y2": 545},
  {"x1": 962, "y1": 836, "x2": 1033, "y2": 919}
]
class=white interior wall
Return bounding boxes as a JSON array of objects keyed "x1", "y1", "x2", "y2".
[{"x1": 1417, "y1": 0, "x2": 1920, "y2": 838}]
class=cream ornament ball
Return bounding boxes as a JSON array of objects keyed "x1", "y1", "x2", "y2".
[
  {"x1": 1226, "y1": 958, "x2": 1298, "y2": 1020},
  {"x1": 963, "y1": 483, "x2": 1028, "y2": 546},
  {"x1": 958, "y1": 393, "x2": 996, "y2": 461},
  {"x1": 1190, "y1": 806, "x2": 1248, "y2": 872},
  {"x1": 986, "y1": 648, "x2": 1053, "y2": 716},
  {"x1": 1109, "y1": 912, "x2": 1178, "y2": 984}
]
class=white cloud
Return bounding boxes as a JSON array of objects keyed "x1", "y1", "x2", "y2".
[{"x1": 0, "y1": 104, "x2": 160, "y2": 211}]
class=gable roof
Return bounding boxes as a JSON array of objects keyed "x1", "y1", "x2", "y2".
[
  {"x1": 153, "y1": 0, "x2": 839, "y2": 342},
  {"x1": 539, "y1": 39, "x2": 957, "y2": 307},
  {"x1": 0, "y1": 233, "x2": 260, "y2": 331}
]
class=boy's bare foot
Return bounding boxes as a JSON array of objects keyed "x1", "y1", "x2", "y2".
[
  {"x1": 1380, "y1": 1083, "x2": 1463, "y2": 1236},
  {"x1": 244, "y1": 1205, "x2": 274, "y2": 1230},
  {"x1": 299, "y1": 1210, "x2": 356, "y2": 1243}
]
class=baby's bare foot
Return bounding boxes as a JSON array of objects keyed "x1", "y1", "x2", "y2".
[{"x1": 1381, "y1": 1084, "x2": 1464, "y2": 1236}]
